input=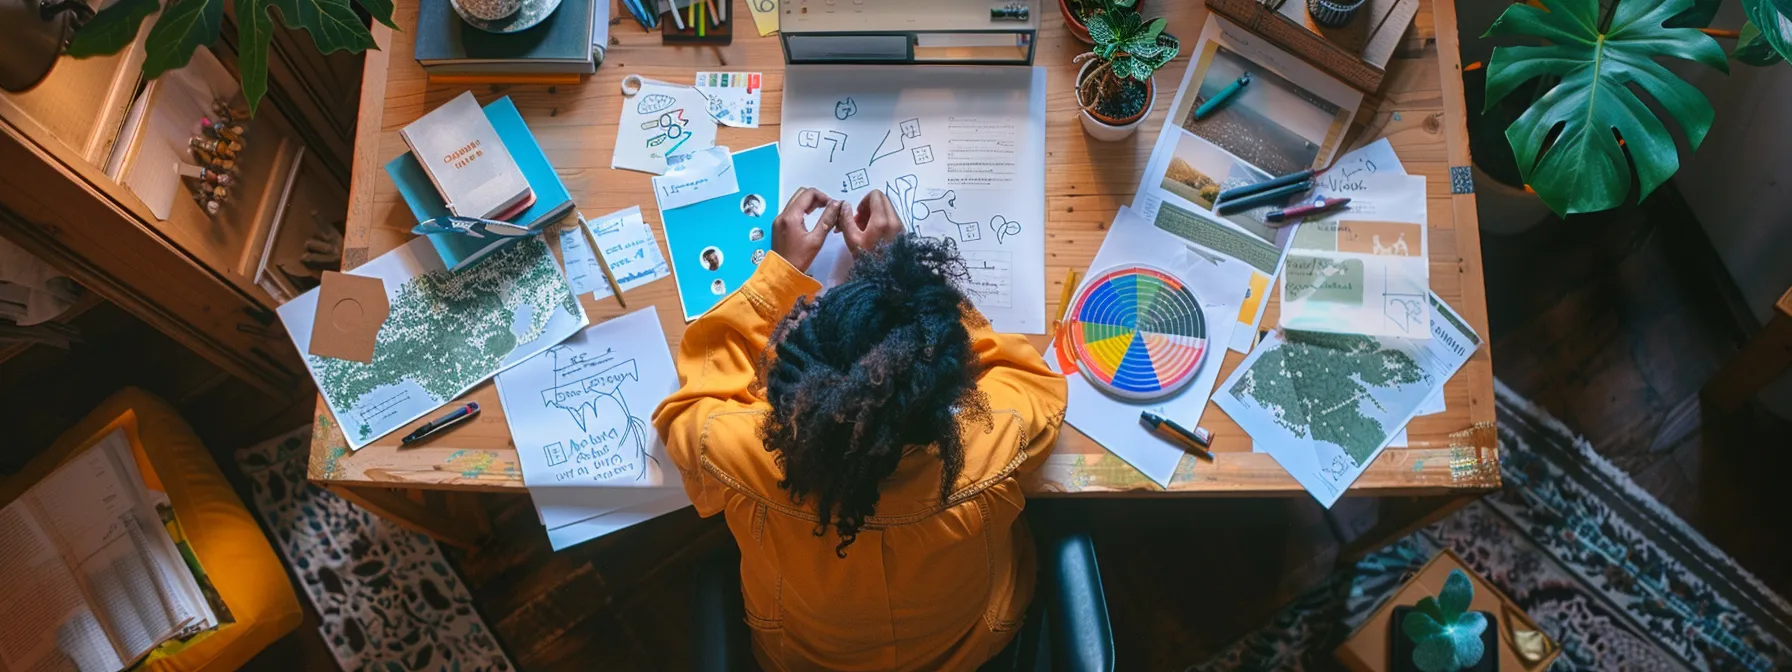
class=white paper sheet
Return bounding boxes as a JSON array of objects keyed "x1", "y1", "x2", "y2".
[
  {"x1": 585, "y1": 206, "x2": 672, "y2": 292},
  {"x1": 653, "y1": 146, "x2": 741, "y2": 211},
  {"x1": 1131, "y1": 128, "x2": 1290, "y2": 353},
  {"x1": 612, "y1": 77, "x2": 719, "y2": 175},
  {"x1": 1316, "y1": 138, "x2": 1404, "y2": 196},
  {"x1": 695, "y1": 72, "x2": 764, "y2": 128},
  {"x1": 495, "y1": 307, "x2": 690, "y2": 534},
  {"x1": 1280, "y1": 173, "x2": 1430, "y2": 338},
  {"x1": 1215, "y1": 293, "x2": 1481, "y2": 507},
  {"x1": 1047, "y1": 207, "x2": 1252, "y2": 487},
  {"x1": 545, "y1": 491, "x2": 690, "y2": 551},
  {"x1": 780, "y1": 65, "x2": 1049, "y2": 334},
  {"x1": 277, "y1": 235, "x2": 588, "y2": 449},
  {"x1": 558, "y1": 220, "x2": 610, "y2": 299}
]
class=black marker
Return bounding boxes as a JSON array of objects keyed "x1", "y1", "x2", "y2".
[{"x1": 402, "y1": 402, "x2": 480, "y2": 445}]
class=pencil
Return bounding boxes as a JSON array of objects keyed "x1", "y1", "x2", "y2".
[
  {"x1": 578, "y1": 217, "x2": 628, "y2": 308},
  {"x1": 707, "y1": 0, "x2": 720, "y2": 25},
  {"x1": 667, "y1": 0, "x2": 684, "y2": 29},
  {"x1": 688, "y1": 0, "x2": 697, "y2": 32},
  {"x1": 697, "y1": 1, "x2": 706, "y2": 36},
  {"x1": 719, "y1": 0, "x2": 726, "y2": 22},
  {"x1": 1053, "y1": 268, "x2": 1080, "y2": 330}
]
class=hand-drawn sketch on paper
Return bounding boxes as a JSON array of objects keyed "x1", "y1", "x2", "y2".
[{"x1": 782, "y1": 66, "x2": 1048, "y2": 333}]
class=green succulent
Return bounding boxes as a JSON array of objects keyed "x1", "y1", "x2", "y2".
[
  {"x1": 1074, "y1": 0, "x2": 1179, "y2": 117},
  {"x1": 1086, "y1": 5, "x2": 1181, "y2": 83},
  {"x1": 1401, "y1": 569, "x2": 1487, "y2": 672}
]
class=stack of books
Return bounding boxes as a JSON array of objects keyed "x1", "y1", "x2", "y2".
[
  {"x1": 414, "y1": 0, "x2": 610, "y2": 85},
  {"x1": 386, "y1": 92, "x2": 575, "y2": 270}
]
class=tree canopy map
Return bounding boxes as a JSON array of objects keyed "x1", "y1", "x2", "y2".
[
  {"x1": 302, "y1": 236, "x2": 584, "y2": 445},
  {"x1": 1225, "y1": 330, "x2": 1429, "y2": 465}
]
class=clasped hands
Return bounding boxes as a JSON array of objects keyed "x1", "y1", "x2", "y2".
[{"x1": 772, "y1": 187, "x2": 905, "y2": 273}]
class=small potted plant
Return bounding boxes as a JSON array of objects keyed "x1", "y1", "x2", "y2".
[
  {"x1": 1059, "y1": 0, "x2": 1149, "y2": 44},
  {"x1": 1072, "y1": 0, "x2": 1179, "y2": 141},
  {"x1": 1393, "y1": 569, "x2": 1498, "y2": 672}
]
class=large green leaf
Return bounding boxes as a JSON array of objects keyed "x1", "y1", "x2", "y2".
[
  {"x1": 360, "y1": 0, "x2": 398, "y2": 29},
  {"x1": 1743, "y1": 0, "x2": 1792, "y2": 63},
  {"x1": 1734, "y1": 20, "x2": 1786, "y2": 64},
  {"x1": 1666, "y1": 0, "x2": 1723, "y2": 27},
  {"x1": 142, "y1": 0, "x2": 224, "y2": 79},
  {"x1": 269, "y1": 0, "x2": 377, "y2": 54},
  {"x1": 236, "y1": 0, "x2": 275, "y2": 114},
  {"x1": 66, "y1": 0, "x2": 160, "y2": 57},
  {"x1": 1484, "y1": 0, "x2": 1727, "y2": 215}
]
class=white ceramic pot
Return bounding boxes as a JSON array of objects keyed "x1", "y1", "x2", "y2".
[{"x1": 1076, "y1": 59, "x2": 1154, "y2": 142}]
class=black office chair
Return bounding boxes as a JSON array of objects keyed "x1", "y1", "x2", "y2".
[{"x1": 692, "y1": 531, "x2": 1115, "y2": 671}]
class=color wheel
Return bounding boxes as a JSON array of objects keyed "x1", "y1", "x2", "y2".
[{"x1": 1064, "y1": 265, "x2": 1209, "y2": 401}]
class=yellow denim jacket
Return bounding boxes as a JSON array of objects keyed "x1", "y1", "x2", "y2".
[{"x1": 652, "y1": 252, "x2": 1067, "y2": 671}]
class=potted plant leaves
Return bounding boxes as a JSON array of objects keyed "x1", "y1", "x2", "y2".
[
  {"x1": 1059, "y1": 0, "x2": 1148, "y2": 44},
  {"x1": 1072, "y1": 0, "x2": 1179, "y2": 141},
  {"x1": 1392, "y1": 569, "x2": 1497, "y2": 672},
  {"x1": 1472, "y1": 0, "x2": 1792, "y2": 220}
]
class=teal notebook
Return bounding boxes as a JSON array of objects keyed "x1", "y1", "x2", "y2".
[
  {"x1": 661, "y1": 143, "x2": 779, "y2": 321},
  {"x1": 387, "y1": 96, "x2": 573, "y2": 270}
]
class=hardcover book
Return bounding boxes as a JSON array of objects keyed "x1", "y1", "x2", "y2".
[
  {"x1": 387, "y1": 96, "x2": 575, "y2": 270},
  {"x1": 398, "y1": 91, "x2": 534, "y2": 219},
  {"x1": 414, "y1": 0, "x2": 597, "y2": 74}
]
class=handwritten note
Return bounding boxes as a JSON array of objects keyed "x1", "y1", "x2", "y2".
[
  {"x1": 612, "y1": 76, "x2": 719, "y2": 175},
  {"x1": 585, "y1": 206, "x2": 671, "y2": 293},
  {"x1": 653, "y1": 146, "x2": 740, "y2": 211},
  {"x1": 1315, "y1": 138, "x2": 1405, "y2": 197},
  {"x1": 558, "y1": 220, "x2": 610, "y2": 298},
  {"x1": 494, "y1": 306, "x2": 690, "y2": 541}
]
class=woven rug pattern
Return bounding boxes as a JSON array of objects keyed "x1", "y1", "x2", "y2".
[
  {"x1": 1193, "y1": 381, "x2": 1792, "y2": 671},
  {"x1": 237, "y1": 425, "x2": 515, "y2": 671}
]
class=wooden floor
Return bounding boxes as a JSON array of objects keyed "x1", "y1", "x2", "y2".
[{"x1": 8, "y1": 182, "x2": 1790, "y2": 670}]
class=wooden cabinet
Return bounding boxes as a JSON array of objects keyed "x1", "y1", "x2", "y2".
[{"x1": 0, "y1": 20, "x2": 357, "y2": 399}]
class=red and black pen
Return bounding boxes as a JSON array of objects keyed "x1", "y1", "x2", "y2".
[{"x1": 1266, "y1": 197, "x2": 1351, "y2": 223}]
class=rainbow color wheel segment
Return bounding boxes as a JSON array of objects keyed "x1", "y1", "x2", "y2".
[{"x1": 1065, "y1": 265, "x2": 1209, "y2": 401}]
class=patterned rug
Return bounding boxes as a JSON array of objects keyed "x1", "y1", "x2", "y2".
[
  {"x1": 1194, "y1": 381, "x2": 1792, "y2": 671},
  {"x1": 237, "y1": 425, "x2": 516, "y2": 671}
]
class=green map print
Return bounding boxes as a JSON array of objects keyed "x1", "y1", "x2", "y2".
[
  {"x1": 1227, "y1": 331, "x2": 1429, "y2": 465},
  {"x1": 310, "y1": 237, "x2": 581, "y2": 430}
]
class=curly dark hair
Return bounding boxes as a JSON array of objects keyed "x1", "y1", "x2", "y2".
[{"x1": 759, "y1": 234, "x2": 992, "y2": 557}]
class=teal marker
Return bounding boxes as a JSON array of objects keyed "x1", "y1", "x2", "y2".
[{"x1": 1195, "y1": 72, "x2": 1251, "y2": 120}]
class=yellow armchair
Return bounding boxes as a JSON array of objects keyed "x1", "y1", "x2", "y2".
[{"x1": 1, "y1": 388, "x2": 302, "y2": 672}]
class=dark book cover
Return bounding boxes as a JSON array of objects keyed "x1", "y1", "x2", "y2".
[{"x1": 415, "y1": 0, "x2": 595, "y2": 67}]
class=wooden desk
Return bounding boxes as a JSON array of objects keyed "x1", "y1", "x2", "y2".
[{"x1": 311, "y1": 0, "x2": 1497, "y2": 543}]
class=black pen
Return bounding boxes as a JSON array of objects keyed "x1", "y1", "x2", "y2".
[
  {"x1": 1216, "y1": 169, "x2": 1316, "y2": 202},
  {"x1": 402, "y1": 402, "x2": 480, "y2": 445},
  {"x1": 1140, "y1": 411, "x2": 1215, "y2": 461}
]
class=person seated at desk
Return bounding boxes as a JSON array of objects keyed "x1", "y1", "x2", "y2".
[{"x1": 653, "y1": 187, "x2": 1068, "y2": 670}]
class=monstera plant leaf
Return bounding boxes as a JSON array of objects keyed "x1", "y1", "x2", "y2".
[
  {"x1": 67, "y1": 0, "x2": 392, "y2": 115},
  {"x1": 1741, "y1": 0, "x2": 1792, "y2": 65},
  {"x1": 1484, "y1": 0, "x2": 1728, "y2": 215}
]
